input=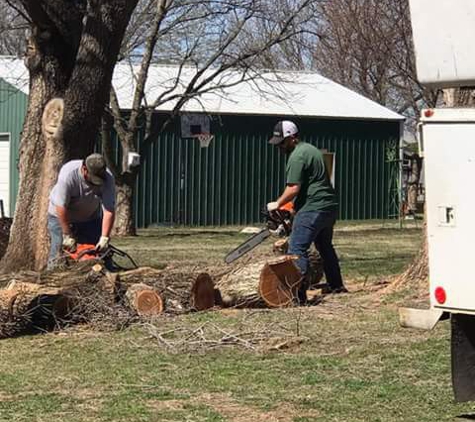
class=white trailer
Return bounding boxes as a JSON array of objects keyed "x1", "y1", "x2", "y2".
[{"x1": 400, "y1": 0, "x2": 475, "y2": 402}]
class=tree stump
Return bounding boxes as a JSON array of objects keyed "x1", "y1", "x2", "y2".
[{"x1": 217, "y1": 256, "x2": 302, "y2": 308}]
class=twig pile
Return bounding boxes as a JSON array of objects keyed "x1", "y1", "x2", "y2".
[
  {"x1": 143, "y1": 315, "x2": 308, "y2": 353},
  {"x1": 61, "y1": 281, "x2": 138, "y2": 332}
]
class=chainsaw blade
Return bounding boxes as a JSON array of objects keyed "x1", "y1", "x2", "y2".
[{"x1": 224, "y1": 228, "x2": 271, "y2": 264}]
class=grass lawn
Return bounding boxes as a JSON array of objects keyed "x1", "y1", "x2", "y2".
[{"x1": 1, "y1": 220, "x2": 473, "y2": 422}]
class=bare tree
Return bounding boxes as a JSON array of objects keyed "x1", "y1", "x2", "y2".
[
  {"x1": 1, "y1": 0, "x2": 139, "y2": 271},
  {"x1": 105, "y1": 0, "x2": 318, "y2": 235},
  {"x1": 0, "y1": 2, "x2": 27, "y2": 55},
  {"x1": 312, "y1": 0, "x2": 439, "y2": 130}
]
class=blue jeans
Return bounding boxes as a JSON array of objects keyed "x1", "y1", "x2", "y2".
[
  {"x1": 47, "y1": 214, "x2": 101, "y2": 269},
  {"x1": 288, "y1": 209, "x2": 344, "y2": 291}
]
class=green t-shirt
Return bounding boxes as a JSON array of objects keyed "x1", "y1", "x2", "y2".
[{"x1": 286, "y1": 142, "x2": 338, "y2": 212}]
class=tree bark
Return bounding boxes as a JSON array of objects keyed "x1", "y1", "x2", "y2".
[
  {"x1": 1, "y1": 0, "x2": 138, "y2": 272},
  {"x1": 119, "y1": 267, "x2": 217, "y2": 313},
  {"x1": 217, "y1": 256, "x2": 302, "y2": 308},
  {"x1": 114, "y1": 175, "x2": 137, "y2": 236},
  {"x1": 0, "y1": 261, "x2": 116, "y2": 336}
]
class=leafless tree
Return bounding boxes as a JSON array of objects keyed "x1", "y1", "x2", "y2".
[
  {"x1": 0, "y1": 2, "x2": 27, "y2": 55},
  {"x1": 105, "y1": 0, "x2": 319, "y2": 235},
  {"x1": 312, "y1": 0, "x2": 439, "y2": 130}
]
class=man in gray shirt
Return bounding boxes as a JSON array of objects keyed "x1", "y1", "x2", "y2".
[{"x1": 47, "y1": 153, "x2": 116, "y2": 268}]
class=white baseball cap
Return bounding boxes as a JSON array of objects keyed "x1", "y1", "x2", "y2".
[{"x1": 269, "y1": 120, "x2": 299, "y2": 144}]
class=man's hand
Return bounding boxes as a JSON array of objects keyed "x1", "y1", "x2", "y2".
[
  {"x1": 62, "y1": 234, "x2": 77, "y2": 252},
  {"x1": 267, "y1": 201, "x2": 279, "y2": 212},
  {"x1": 95, "y1": 236, "x2": 110, "y2": 252}
]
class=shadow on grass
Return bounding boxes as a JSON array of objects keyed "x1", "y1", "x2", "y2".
[
  {"x1": 162, "y1": 231, "x2": 240, "y2": 237},
  {"x1": 138, "y1": 230, "x2": 242, "y2": 238},
  {"x1": 337, "y1": 228, "x2": 422, "y2": 237}
]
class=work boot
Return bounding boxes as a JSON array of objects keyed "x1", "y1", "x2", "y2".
[
  {"x1": 297, "y1": 288, "x2": 308, "y2": 305},
  {"x1": 297, "y1": 275, "x2": 310, "y2": 305},
  {"x1": 321, "y1": 285, "x2": 348, "y2": 295}
]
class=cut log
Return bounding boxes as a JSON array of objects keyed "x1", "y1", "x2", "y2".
[
  {"x1": 0, "y1": 263, "x2": 216, "y2": 338},
  {"x1": 272, "y1": 239, "x2": 324, "y2": 288},
  {"x1": 125, "y1": 283, "x2": 164, "y2": 316},
  {"x1": 259, "y1": 256, "x2": 302, "y2": 308},
  {"x1": 119, "y1": 268, "x2": 216, "y2": 313},
  {"x1": 217, "y1": 256, "x2": 302, "y2": 308},
  {"x1": 0, "y1": 262, "x2": 120, "y2": 336},
  {"x1": 190, "y1": 273, "x2": 216, "y2": 311},
  {"x1": 0, "y1": 281, "x2": 75, "y2": 332}
]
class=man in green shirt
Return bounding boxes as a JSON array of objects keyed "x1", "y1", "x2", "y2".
[{"x1": 267, "y1": 120, "x2": 347, "y2": 301}]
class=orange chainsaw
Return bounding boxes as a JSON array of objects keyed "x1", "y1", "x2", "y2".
[
  {"x1": 224, "y1": 203, "x2": 294, "y2": 264},
  {"x1": 64, "y1": 243, "x2": 138, "y2": 271}
]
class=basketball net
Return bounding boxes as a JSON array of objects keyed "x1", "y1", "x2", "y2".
[{"x1": 197, "y1": 133, "x2": 214, "y2": 148}]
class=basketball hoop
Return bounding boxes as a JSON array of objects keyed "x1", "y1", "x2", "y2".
[{"x1": 197, "y1": 133, "x2": 214, "y2": 148}]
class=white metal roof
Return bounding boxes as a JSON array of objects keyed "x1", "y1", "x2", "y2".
[{"x1": 0, "y1": 56, "x2": 403, "y2": 121}]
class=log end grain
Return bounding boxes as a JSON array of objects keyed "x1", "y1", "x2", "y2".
[
  {"x1": 135, "y1": 290, "x2": 164, "y2": 316},
  {"x1": 259, "y1": 256, "x2": 302, "y2": 308},
  {"x1": 190, "y1": 273, "x2": 215, "y2": 311},
  {"x1": 125, "y1": 283, "x2": 164, "y2": 316}
]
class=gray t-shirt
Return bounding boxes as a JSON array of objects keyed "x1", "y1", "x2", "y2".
[{"x1": 48, "y1": 160, "x2": 116, "y2": 222}]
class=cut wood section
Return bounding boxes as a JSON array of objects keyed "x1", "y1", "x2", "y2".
[
  {"x1": 125, "y1": 283, "x2": 164, "y2": 316},
  {"x1": 217, "y1": 256, "x2": 302, "y2": 308},
  {"x1": 259, "y1": 256, "x2": 301, "y2": 308},
  {"x1": 272, "y1": 239, "x2": 324, "y2": 288},
  {"x1": 0, "y1": 262, "x2": 118, "y2": 336},
  {"x1": 191, "y1": 273, "x2": 216, "y2": 311},
  {"x1": 217, "y1": 261, "x2": 268, "y2": 307},
  {"x1": 0, "y1": 281, "x2": 74, "y2": 330},
  {"x1": 119, "y1": 267, "x2": 216, "y2": 313},
  {"x1": 0, "y1": 264, "x2": 216, "y2": 337}
]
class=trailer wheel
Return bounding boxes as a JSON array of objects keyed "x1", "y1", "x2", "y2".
[{"x1": 452, "y1": 313, "x2": 475, "y2": 402}]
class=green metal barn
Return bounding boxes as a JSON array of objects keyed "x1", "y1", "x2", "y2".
[{"x1": 0, "y1": 57, "x2": 403, "y2": 225}]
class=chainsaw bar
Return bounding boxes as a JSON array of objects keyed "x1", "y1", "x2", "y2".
[{"x1": 224, "y1": 228, "x2": 271, "y2": 264}]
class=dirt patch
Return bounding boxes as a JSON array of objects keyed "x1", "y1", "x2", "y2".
[
  {"x1": 147, "y1": 399, "x2": 186, "y2": 412},
  {"x1": 147, "y1": 392, "x2": 319, "y2": 422}
]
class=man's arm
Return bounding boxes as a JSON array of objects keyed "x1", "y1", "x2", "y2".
[
  {"x1": 101, "y1": 209, "x2": 115, "y2": 237},
  {"x1": 277, "y1": 183, "x2": 300, "y2": 207},
  {"x1": 55, "y1": 205, "x2": 72, "y2": 235}
]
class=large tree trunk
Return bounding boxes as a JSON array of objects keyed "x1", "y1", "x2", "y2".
[{"x1": 0, "y1": 1, "x2": 138, "y2": 272}]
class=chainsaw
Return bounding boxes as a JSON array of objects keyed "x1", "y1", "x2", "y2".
[
  {"x1": 224, "y1": 203, "x2": 294, "y2": 264},
  {"x1": 65, "y1": 243, "x2": 138, "y2": 271}
]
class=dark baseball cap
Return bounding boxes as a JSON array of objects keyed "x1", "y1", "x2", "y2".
[
  {"x1": 84, "y1": 153, "x2": 107, "y2": 186},
  {"x1": 269, "y1": 120, "x2": 299, "y2": 145}
]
